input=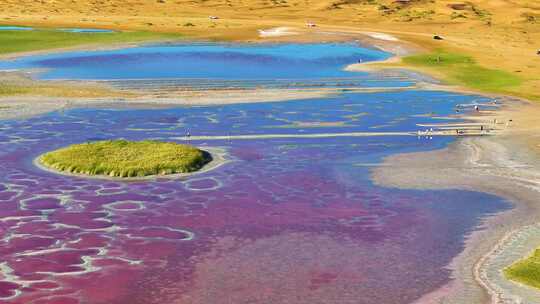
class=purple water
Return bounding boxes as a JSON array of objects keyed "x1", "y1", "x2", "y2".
[
  {"x1": 0, "y1": 91, "x2": 509, "y2": 304},
  {"x1": 0, "y1": 43, "x2": 509, "y2": 304}
]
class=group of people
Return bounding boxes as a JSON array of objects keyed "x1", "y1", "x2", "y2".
[{"x1": 421, "y1": 99, "x2": 514, "y2": 137}]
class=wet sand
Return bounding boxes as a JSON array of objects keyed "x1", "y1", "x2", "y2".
[
  {"x1": 372, "y1": 100, "x2": 540, "y2": 303},
  {"x1": 0, "y1": 86, "x2": 416, "y2": 121}
]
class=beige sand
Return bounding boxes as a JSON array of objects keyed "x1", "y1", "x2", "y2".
[{"x1": 373, "y1": 100, "x2": 540, "y2": 304}]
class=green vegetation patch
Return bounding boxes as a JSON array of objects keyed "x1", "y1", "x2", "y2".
[
  {"x1": 0, "y1": 30, "x2": 181, "y2": 55},
  {"x1": 402, "y1": 50, "x2": 522, "y2": 92},
  {"x1": 505, "y1": 248, "x2": 540, "y2": 289},
  {"x1": 39, "y1": 140, "x2": 211, "y2": 178},
  {"x1": 0, "y1": 83, "x2": 32, "y2": 96}
]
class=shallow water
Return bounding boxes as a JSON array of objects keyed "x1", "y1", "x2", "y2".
[
  {"x1": 0, "y1": 43, "x2": 509, "y2": 304},
  {"x1": 0, "y1": 43, "x2": 390, "y2": 80},
  {"x1": 0, "y1": 26, "x2": 34, "y2": 31},
  {"x1": 58, "y1": 28, "x2": 115, "y2": 33},
  {"x1": 0, "y1": 26, "x2": 114, "y2": 33}
]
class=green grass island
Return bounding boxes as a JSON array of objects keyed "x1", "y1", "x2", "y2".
[
  {"x1": 504, "y1": 248, "x2": 540, "y2": 289},
  {"x1": 37, "y1": 140, "x2": 213, "y2": 179}
]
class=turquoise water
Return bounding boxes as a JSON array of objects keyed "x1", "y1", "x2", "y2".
[
  {"x1": 0, "y1": 26, "x2": 114, "y2": 32},
  {"x1": 0, "y1": 26, "x2": 34, "y2": 31}
]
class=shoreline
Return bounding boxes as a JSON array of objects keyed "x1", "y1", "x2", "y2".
[
  {"x1": 347, "y1": 31, "x2": 540, "y2": 303},
  {"x1": 478, "y1": 223, "x2": 540, "y2": 303},
  {"x1": 33, "y1": 146, "x2": 230, "y2": 181},
  {"x1": 0, "y1": 41, "x2": 154, "y2": 61},
  {"x1": 0, "y1": 87, "x2": 360, "y2": 121},
  {"x1": 0, "y1": 27, "x2": 415, "y2": 60},
  {"x1": 372, "y1": 100, "x2": 540, "y2": 303},
  {"x1": 0, "y1": 29, "x2": 419, "y2": 121},
  {"x1": 1, "y1": 26, "x2": 539, "y2": 303}
]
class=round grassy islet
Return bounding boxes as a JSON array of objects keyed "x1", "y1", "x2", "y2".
[
  {"x1": 504, "y1": 248, "x2": 540, "y2": 289},
  {"x1": 38, "y1": 140, "x2": 211, "y2": 178}
]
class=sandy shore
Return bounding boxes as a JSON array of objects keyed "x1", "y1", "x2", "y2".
[
  {"x1": 319, "y1": 27, "x2": 540, "y2": 303},
  {"x1": 372, "y1": 100, "x2": 540, "y2": 303}
]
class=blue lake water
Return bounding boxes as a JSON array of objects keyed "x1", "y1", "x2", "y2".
[
  {"x1": 0, "y1": 43, "x2": 390, "y2": 80},
  {"x1": 0, "y1": 42, "x2": 510, "y2": 304}
]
